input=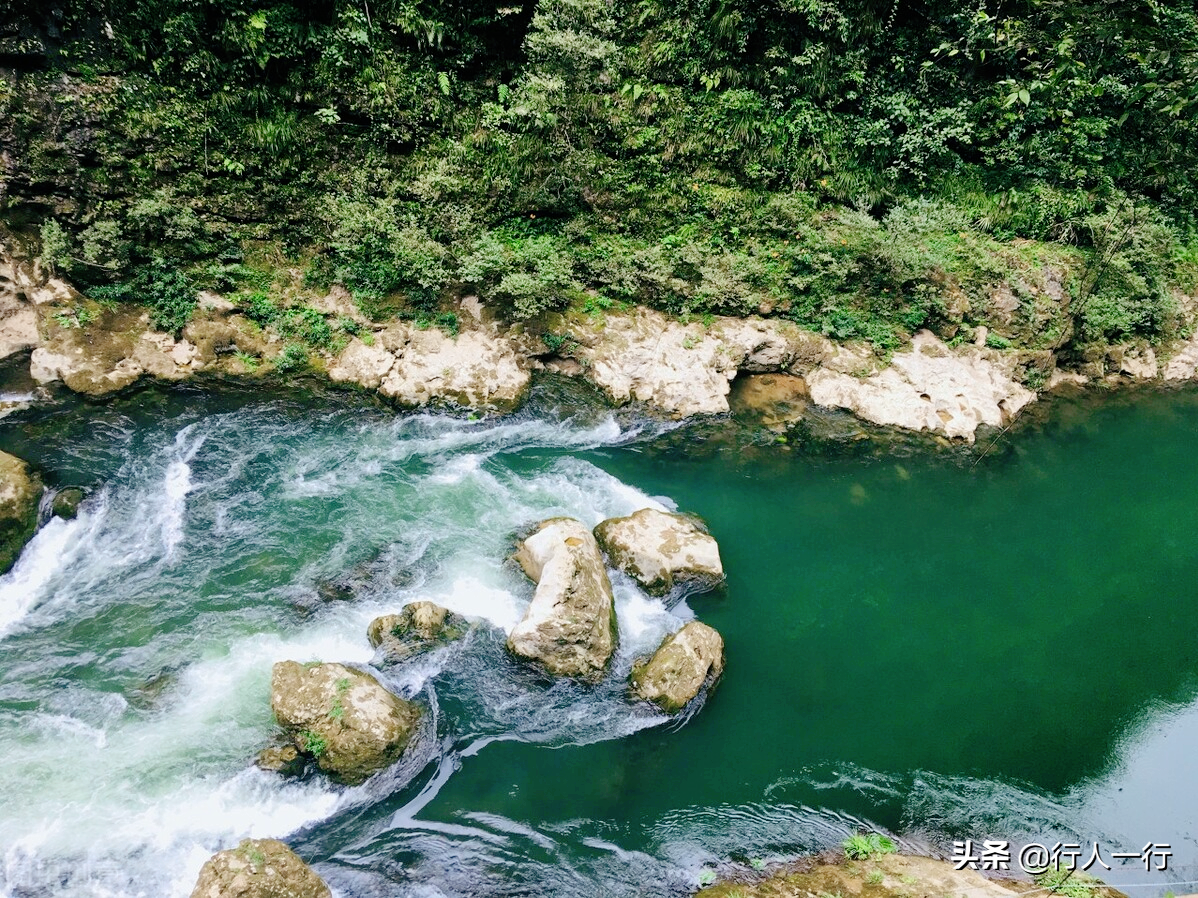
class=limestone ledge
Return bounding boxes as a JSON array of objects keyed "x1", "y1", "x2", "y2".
[{"x1": 8, "y1": 238, "x2": 1198, "y2": 442}]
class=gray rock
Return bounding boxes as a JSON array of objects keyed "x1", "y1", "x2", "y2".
[
  {"x1": 189, "y1": 838, "x2": 330, "y2": 898},
  {"x1": 51, "y1": 486, "x2": 85, "y2": 519},
  {"x1": 594, "y1": 508, "x2": 724, "y2": 597},
  {"x1": 507, "y1": 518, "x2": 618, "y2": 679},
  {"x1": 631, "y1": 621, "x2": 725, "y2": 713},
  {"x1": 0, "y1": 450, "x2": 42, "y2": 574},
  {"x1": 368, "y1": 601, "x2": 468, "y2": 664},
  {"x1": 270, "y1": 661, "x2": 421, "y2": 785}
]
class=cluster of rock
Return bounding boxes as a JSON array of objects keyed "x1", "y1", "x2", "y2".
[
  {"x1": 506, "y1": 508, "x2": 727, "y2": 711},
  {"x1": 227, "y1": 508, "x2": 727, "y2": 897},
  {"x1": 258, "y1": 508, "x2": 728, "y2": 794}
]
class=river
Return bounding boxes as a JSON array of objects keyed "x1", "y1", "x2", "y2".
[{"x1": 0, "y1": 378, "x2": 1195, "y2": 897}]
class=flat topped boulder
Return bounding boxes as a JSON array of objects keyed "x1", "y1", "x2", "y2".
[
  {"x1": 190, "y1": 838, "x2": 329, "y2": 898},
  {"x1": 270, "y1": 661, "x2": 421, "y2": 785},
  {"x1": 507, "y1": 518, "x2": 617, "y2": 679},
  {"x1": 594, "y1": 508, "x2": 724, "y2": 597},
  {"x1": 368, "y1": 601, "x2": 468, "y2": 664},
  {"x1": 631, "y1": 621, "x2": 725, "y2": 713},
  {"x1": 0, "y1": 450, "x2": 42, "y2": 575}
]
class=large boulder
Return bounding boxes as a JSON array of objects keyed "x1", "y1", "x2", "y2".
[
  {"x1": 631, "y1": 621, "x2": 725, "y2": 713},
  {"x1": 0, "y1": 450, "x2": 42, "y2": 574},
  {"x1": 368, "y1": 601, "x2": 468, "y2": 664},
  {"x1": 270, "y1": 661, "x2": 421, "y2": 785},
  {"x1": 593, "y1": 508, "x2": 724, "y2": 597},
  {"x1": 507, "y1": 518, "x2": 618, "y2": 678},
  {"x1": 190, "y1": 838, "x2": 330, "y2": 898}
]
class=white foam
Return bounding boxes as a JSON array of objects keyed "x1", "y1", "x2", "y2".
[{"x1": 0, "y1": 516, "x2": 82, "y2": 639}]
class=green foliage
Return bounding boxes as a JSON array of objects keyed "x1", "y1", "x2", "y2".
[
  {"x1": 1033, "y1": 864, "x2": 1100, "y2": 898},
  {"x1": 460, "y1": 231, "x2": 583, "y2": 319},
  {"x1": 274, "y1": 343, "x2": 309, "y2": 372},
  {"x1": 90, "y1": 260, "x2": 197, "y2": 335},
  {"x1": 842, "y1": 833, "x2": 897, "y2": 861},
  {"x1": 52, "y1": 306, "x2": 98, "y2": 329},
  {"x1": 297, "y1": 729, "x2": 327, "y2": 758},
  {"x1": 985, "y1": 333, "x2": 1012, "y2": 350},
  {"x1": 865, "y1": 870, "x2": 884, "y2": 886},
  {"x1": 39, "y1": 219, "x2": 70, "y2": 275}
]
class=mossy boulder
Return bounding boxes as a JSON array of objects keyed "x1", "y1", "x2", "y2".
[
  {"x1": 190, "y1": 838, "x2": 330, "y2": 898},
  {"x1": 507, "y1": 517, "x2": 618, "y2": 679},
  {"x1": 631, "y1": 621, "x2": 725, "y2": 713},
  {"x1": 0, "y1": 450, "x2": 42, "y2": 574},
  {"x1": 269, "y1": 661, "x2": 421, "y2": 786},
  {"x1": 51, "y1": 486, "x2": 85, "y2": 519},
  {"x1": 367, "y1": 601, "x2": 468, "y2": 664},
  {"x1": 594, "y1": 508, "x2": 724, "y2": 597}
]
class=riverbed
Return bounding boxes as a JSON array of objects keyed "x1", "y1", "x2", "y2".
[{"x1": 0, "y1": 380, "x2": 1195, "y2": 897}]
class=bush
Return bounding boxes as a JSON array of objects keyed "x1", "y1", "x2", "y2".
[
  {"x1": 460, "y1": 231, "x2": 582, "y2": 319},
  {"x1": 90, "y1": 259, "x2": 197, "y2": 335}
]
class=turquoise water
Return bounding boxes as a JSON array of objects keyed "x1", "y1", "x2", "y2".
[{"x1": 0, "y1": 381, "x2": 1195, "y2": 897}]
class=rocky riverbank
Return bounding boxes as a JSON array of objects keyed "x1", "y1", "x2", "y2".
[
  {"x1": 6, "y1": 234, "x2": 1198, "y2": 449},
  {"x1": 696, "y1": 851, "x2": 1129, "y2": 898}
]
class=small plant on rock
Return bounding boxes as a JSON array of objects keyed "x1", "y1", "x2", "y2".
[{"x1": 843, "y1": 832, "x2": 898, "y2": 861}]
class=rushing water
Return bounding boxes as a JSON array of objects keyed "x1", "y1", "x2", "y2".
[{"x1": 0, "y1": 380, "x2": 1196, "y2": 898}]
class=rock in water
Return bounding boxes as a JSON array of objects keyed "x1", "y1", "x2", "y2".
[
  {"x1": 507, "y1": 518, "x2": 618, "y2": 678},
  {"x1": 51, "y1": 486, "x2": 85, "y2": 519},
  {"x1": 255, "y1": 743, "x2": 306, "y2": 777},
  {"x1": 631, "y1": 621, "x2": 725, "y2": 713},
  {"x1": 593, "y1": 508, "x2": 724, "y2": 597},
  {"x1": 368, "y1": 601, "x2": 468, "y2": 664},
  {"x1": 270, "y1": 661, "x2": 421, "y2": 785},
  {"x1": 190, "y1": 838, "x2": 330, "y2": 898},
  {"x1": 0, "y1": 450, "x2": 42, "y2": 574}
]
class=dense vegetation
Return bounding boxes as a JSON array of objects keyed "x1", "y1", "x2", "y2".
[{"x1": 3, "y1": 0, "x2": 1198, "y2": 356}]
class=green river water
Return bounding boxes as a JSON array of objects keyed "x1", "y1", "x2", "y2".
[{"x1": 0, "y1": 378, "x2": 1195, "y2": 897}]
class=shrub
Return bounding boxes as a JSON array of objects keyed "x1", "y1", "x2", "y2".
[
  {"x1": 90, "y1": 259, "x2": 197, "y2": 335},
  {"x1": 274, "y1": 343, "x2": 309, "y2": 372},
  {"x1": 460, "y1": 231, "x2": 582, "y2": 319}
]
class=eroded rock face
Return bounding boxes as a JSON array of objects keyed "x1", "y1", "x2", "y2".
[
  {"x1": 728, "y1": 372, "x2": 809, "y2": 430},
  {"x1": 367, "y1": 601, "x2": 468, "y2": 664},
  {"x1": 561, "y1": 307, "x2": 830, "y2": 417},
  {"x1": 806, "y1": 330, "x2": 1036, "y2": 443},
  {"x1": 0, "y1": 450, "x2": 42, "y2": 574},
  {"x1": 270, "y1": 661, "x2": 421, "y2": 785},
  {"x1": 382, "y1": 327, "x2": 531, "y2": 412},
  {"x1": 631, "y1": 621, "x2": 725, "y2": 713},
  {"x1": 507, "y1": 518, "x2": 617, "y2": 678},
  {"x1": 594, "y1": 508, "x2": 724, "y2": 597},
  {"x1": 190, "y1": 838, "x2": 330, "y2": 898}
]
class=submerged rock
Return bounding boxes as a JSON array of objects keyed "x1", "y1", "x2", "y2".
[
  {"x1": 507, "y1": 518, "x2": 618, "y2": 678},
  {"x1": 190, "y1": 838, "x2": 330, "y2": 898},
  {"x1": 368, "y1": 601, "x2": 468, "y2": 664},
  {"x1": 631, "y1": 621, "x2": 725, "y2": 713},
  {"x1": 270, "y1": 661, "x2": 421, "y2": 785},
  {"x1": 594, "y1": 508, "x2": 724, "y2": 597},
  {"x1": 0, "y1": 450, "x2": 42, "y2": 574},
  {"x1": 255, "y1": 743, "x2": 306, "y2": 778},
  {"x1": 51, "y1": 486, "x2": 85, "y2": 519}
]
